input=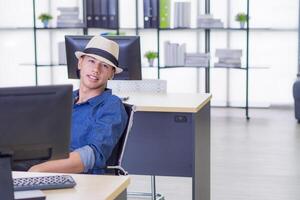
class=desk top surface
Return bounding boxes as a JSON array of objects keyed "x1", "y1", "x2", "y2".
[
  {"x1": 115, "y1": 92, "x2": 212, "y2": 113},
  {"x1": 13, "y1": 171, "x2": 130, "y2": 200}
]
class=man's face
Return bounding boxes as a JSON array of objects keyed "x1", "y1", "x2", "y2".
[{"x1": 78, "y1": 55, "x2": 115, "y2": 90}]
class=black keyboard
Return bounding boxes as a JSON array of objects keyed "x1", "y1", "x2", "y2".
[{"x1": 14, "y1": 175, "x2": 76, "y2": 191}]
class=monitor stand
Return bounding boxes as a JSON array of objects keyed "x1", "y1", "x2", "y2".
[
  {"x1": 0, "y1": 155, "x2": 14, "y2": 200},
  {"x1": 0, "y1": 155, "x2": 46, "y2": 200}
]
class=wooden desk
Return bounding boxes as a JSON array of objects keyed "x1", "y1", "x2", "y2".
[
  {"x1": 13, "y1": 172, "x2": 130, "y2": 200},
  {"x1": 115, "y1": 92, "x2": 212, "y2": 200},
  {"x1": 117, "y1": 92, "x2": 211, "y2": 113}
]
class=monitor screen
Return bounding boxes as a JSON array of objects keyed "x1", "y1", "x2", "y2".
[
  {"x1": 0, "y1": 85, "x2": 73, "y2": 161},
  {"x1": 65, "y1": 35, "x2": 142, "y2": 80}
]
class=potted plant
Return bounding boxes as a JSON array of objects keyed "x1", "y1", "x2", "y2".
[
  {"x1": 235, "y1": 12, "x2": 249, "y2": 29},
  {"x1": 144, "y1": 51, "x2": 158, "y2": 67},
  {"x1": 38, "y1": 13, "x2": 53, "y2": 28}
]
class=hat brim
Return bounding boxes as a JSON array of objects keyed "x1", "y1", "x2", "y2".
[{"x1": 75, "y1": 51, "x2": 123, "y2": 74}]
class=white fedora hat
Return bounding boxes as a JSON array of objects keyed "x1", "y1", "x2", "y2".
[{"x1": 75, "y1": 35, "x2": 123, "y2": 74}]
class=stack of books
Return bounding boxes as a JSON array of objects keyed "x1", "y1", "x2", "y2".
[
  {"x1": 174, "y1": 2, "x2": 191, "y2": 28},
  {"x1": 197, "y1": 14, "x2": 223, "y2": 28},
  {"x1": 214, "y1": 49, "x2": 242, "y2": 68},
  {"x1": 56, "y1": 7, "x2": 83, "y2": 27},
  {"x1": 164, "y1": 41, "x2": 186, "y2": 66},
  {"x1": 185, "y1": 53, "x2": 210, "y2": 67}
]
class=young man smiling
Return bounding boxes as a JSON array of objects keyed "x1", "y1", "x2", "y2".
[{"x1": 28, "y1": 36, "x2": 128, "y2": 174}]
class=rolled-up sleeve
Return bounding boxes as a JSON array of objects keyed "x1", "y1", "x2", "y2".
[{"x1": 74, "y1": 145, "x2": 95, "y2": 173}]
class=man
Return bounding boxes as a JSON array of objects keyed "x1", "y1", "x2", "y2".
[{"x1": 28, "y1": 36, "x2": 128, "y2": 174}]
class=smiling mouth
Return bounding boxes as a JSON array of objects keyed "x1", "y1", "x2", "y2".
[{"x1": 87, "y1": 75, "x2": 99, "y2": 81}]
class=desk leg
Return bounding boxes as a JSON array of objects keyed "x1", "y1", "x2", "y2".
[
  {"x1": 193, "y1": 103, "x2": 210, "y2": 200},
  {"x1": 115, "y1": 189, "x2": 127, "y2": 200}
]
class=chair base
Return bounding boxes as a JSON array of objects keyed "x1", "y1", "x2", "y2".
[
  {"x1": 128, "y1": 175, "x2": 165, "y2": 200},
  {"x1": 128, "y1": 192, "x2": 164, "y2": 200}
]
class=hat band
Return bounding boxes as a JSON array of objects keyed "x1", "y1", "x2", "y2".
[{"x1": 83, "y1": 48, "x2": 119, "y2": 67}]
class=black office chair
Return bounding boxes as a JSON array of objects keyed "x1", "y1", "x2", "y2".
[{"x1": 105, "y1": 103, "x2": 135, "y2": 175}]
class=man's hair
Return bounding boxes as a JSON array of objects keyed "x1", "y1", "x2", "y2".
[{"x1": 76, "y1": 69, "x2": 80, "y2": 78}]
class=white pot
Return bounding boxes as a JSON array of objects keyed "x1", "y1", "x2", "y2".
[{"x1": 148, "y1": 59, "x2": 154, "y2": 67}]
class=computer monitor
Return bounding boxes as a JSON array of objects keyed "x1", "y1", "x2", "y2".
[
  {"x1": 0, "y1": 85, "x2": 73, "y2": 199},
  {"x1": 65, "y1": 35, "x2": 142, "y2": 80},
  {"x1": 0, "y1": 85, "x2": 73, "y2": 161}
]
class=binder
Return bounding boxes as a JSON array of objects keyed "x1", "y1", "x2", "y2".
[
  {"x1": 150, "y1": 0, "x2": 158, "y2": 28},
  {"x1": 108, "y1": 0, "x2": 118, "y2": 29},
  {"x1": 93, "y1": 0, "x2": 108, "y2": 28},
  {"x1": 93, "y1": 0, "x2": 101, "y2": 27},
  {"x1": 159, "y1": 0, "x2": 170, "y2": 28},
  {"x1": 100, "y1": 0, "x2": 108, "y2": 28},
  {"x1": 143, "y1": 0, "x2": 152, "y2": 28},
  {"x1": 86, "y1": 0, "x2": 93, "y2": 27},
  {"x1": 174, "y1": 2, "x2": 180, "y2": 28}
]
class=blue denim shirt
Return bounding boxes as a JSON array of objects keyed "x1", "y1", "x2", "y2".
[{"x1": 71, "y1": 89, "x2": 128, "y2": 174}]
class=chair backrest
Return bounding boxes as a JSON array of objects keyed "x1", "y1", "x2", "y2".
[{"x1": 105, "y1": 103, "x2": 135, "y2": 174}]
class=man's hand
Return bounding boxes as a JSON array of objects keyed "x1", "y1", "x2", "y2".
[{"x1": 28, "y1": 152, "x2": 85, "y2": 173}]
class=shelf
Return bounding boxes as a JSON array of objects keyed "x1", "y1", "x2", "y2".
[
  {"x1": 35, "y1": 27, "x2": 86, "y2": 30},
  {"x1": 138, "y1": 27, "x2": 248, "y2": 31},
  {"x1": 87, "y1": 27, "x2": 119, "y2": 30},
  {"x1": 18, "y1": 0, "x2": 257, "y2": 119},
  {"x1": 212, "y1": 66, "x2": 270, "y2": 69},
  {"x1": 0, "y1": 27, "x2": 86, "y2": 30},
  {"x1": 0, "y1": 27, "x2": 137, "y2": 31},
  {"x1": 249, "y1": 28, "x2": 298, "y2": 32},
  {"x1": 137, "y1": 27, "x2": 243, "y2": 31},
  {"x1": 142, "y1": 66, "x2": 158, "y2": 68},
  {"x1": 37, "y1": 64, "x2": 66, "y2": 67},
  {"x1": 137, "y1": 27, "x2": 158, "y2": 30},
  {"x1": 135, "y1": 27, "x2": 298, "y2": 32},
  {"x1": 145, "y1": 66, "x2": 269, "y2": 70},
  {"x1": 0, "y1": 27, "x2": 33, "y2": 30},
  {"x1": 1, "y1": 26, "x2": 296, "y2": 32},
  {"x1": 20, "y1": 63, "x2": 66, "y2": 67},
  {"x1": 160, "y1": 66, "x2": 208, "y2": 69},
  {"x1": 212, "y1": 66, "x2": 246, "y2": 70}
]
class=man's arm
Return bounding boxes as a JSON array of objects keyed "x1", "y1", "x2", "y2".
[{"x1": 28, "y1": 152, "x2": 84, "y2": 173}]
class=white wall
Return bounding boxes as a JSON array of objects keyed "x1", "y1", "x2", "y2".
[{"x1": 0, "y1": 0, "x2": 298, "y2": 105}]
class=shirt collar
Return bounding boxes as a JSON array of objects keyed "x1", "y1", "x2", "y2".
[{"x1": 73, "y1": 88, "x2": 112, "y2": 106}]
